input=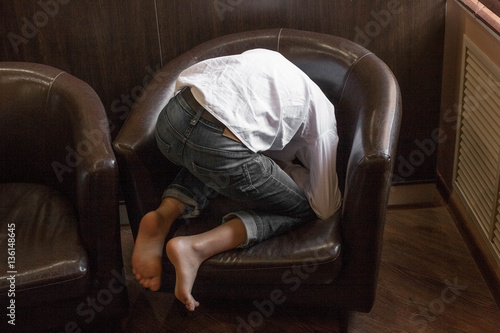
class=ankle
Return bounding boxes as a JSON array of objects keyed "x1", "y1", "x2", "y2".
[
  {"x1": 158, "y1": 197, "x2": 186, "y2": 218},
  {"x1": 168, "y1": 236, "x2": 206, "y2": 261},
  {"x1": 137, "y1": 211, "x2": 170, "y2": 238}
]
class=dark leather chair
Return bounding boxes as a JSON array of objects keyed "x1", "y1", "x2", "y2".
[
  {"x1": 113, "y1": 29, "x2": 401, "y2": 331},
  {"x1": 0, "y1": 62, "x2": 128, "y2": 332}
]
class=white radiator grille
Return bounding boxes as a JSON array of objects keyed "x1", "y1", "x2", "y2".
[{"x1": 454, "y1": 36, "x2": 500, "y2": 265}]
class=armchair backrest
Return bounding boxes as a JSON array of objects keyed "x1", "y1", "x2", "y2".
[
  {"x1": 115, "y1": 30, "x2": 401, "y2": 293},
  {"x1": 0, "y1": 62, "x2": 113, "y2": 205},
  {"x1": 116, "y1": 28, "x2": 400, "y2": 214}
]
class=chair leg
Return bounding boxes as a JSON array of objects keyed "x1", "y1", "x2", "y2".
[{"x1": 338, "y1": 310, "x2": 351, "y2": 333}]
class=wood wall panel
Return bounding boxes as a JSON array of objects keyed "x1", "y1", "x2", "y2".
[
  {"x1": 0, "y1": 0, "x2": 161, "y2": 135},
  {"x1": 0, "y1": 0, "x2": 446, "y2": 183}
]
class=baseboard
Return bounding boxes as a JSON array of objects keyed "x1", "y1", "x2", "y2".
[{"x1": 388, "y1": 183, "x2": 441, "y2": 207}]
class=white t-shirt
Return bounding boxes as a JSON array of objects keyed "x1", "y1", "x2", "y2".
[{"x1": 175, "y1": 49, "x2": 341, "y2": 219}]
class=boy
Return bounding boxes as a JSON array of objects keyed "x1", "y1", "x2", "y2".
[{"x1": 132, "y1": 49, "x2": 342, "y2": 311}]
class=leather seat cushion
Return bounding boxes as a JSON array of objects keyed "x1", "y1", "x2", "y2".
[
  {"x1": 163, "y1": 196, "x2": 343, "y2": 285},
  {"x1": 0, "y1": 183, "x2": 90, "y2": 307}
]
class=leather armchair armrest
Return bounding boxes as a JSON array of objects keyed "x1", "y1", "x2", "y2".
[
  {"x1": 52, "y1": 73, "x2": 122, "y2": 284},
  {"x1": 337, "y1": 54, "x2": 402, "y2": 311}
]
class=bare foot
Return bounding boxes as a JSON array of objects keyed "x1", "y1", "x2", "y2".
[
  {"x1": 166, "y1": 236, "x2": 203, "y2": 311},
  {"x1": 132, "y1": 211, "x2": 172, "y2": 291}
]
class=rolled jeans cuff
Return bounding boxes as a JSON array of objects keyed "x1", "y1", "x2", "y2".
[
  {"x1": 222, "y1": 210, "x2": 261, "y2": 248},
  {"x1": 162, "y1": 184, "x2": 208, "y2": 219}
]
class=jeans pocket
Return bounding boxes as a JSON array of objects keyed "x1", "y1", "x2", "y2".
[
  {"x1": 156, "y1": 133, "x2": 171, "y2": 156},
  {"x1": 156, "y1": 129, "x2": 183, "y2": 166}
]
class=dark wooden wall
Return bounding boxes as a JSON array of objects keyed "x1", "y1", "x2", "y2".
[{"x1": 0, "y1": 0, "x2": 446, "y2": 184}]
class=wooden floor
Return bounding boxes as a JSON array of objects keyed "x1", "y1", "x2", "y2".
[{"x1": 118, "y1": 202, "x2": 500, "y2": 332}]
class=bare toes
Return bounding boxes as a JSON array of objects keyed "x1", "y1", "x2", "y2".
[{"x1": 166, "y1": 237, "x2": 204, "y2": 311}]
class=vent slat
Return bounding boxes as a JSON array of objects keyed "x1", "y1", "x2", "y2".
[
  {"x1": 457, "y1": 143, "x2": 496, "y2": 191},
  {"x1": 467, "y1": 50, "x2": 500, "y2": 98},
  {"x1": 456, "y1": 174, "x2": 493, "y2": 234},
  {"x1": 465, "y1": 70, "x2": 500, "y2": 112},
  {"x1": 494, "y1": 221, "x2": 500, "y2": 241},
  {"x1": 456, "y1": 157, "x2": 495, "y2": 220},
  {"x1": 456, "y1": 161, "x2": 495, "y2": 221},
  {"x1": 463, "y1": 83, "x2": 500, "y2": 134},
  {"x1": 456, "y1": 158, "x2": 495, "y2": 202},
  {"x1": 460, "y1": 117, "x2": 499, "y2": 171},
  {"x1": 465, "y1": 62, "x2": 500, "y2": 108},
  {"x1": 492, "y1": 220, "x2": 500, "y2": 257},
  {"x1": 463, "y1": 87, "x2": 500, "y2": 136}
]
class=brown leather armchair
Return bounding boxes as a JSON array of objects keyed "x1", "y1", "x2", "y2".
[
  {"x1": 0, "y1": 62, "x2": 128, "y2": 332},
  {"x1": 113, "y1": 29, "x2": 401, "y2": 331}
]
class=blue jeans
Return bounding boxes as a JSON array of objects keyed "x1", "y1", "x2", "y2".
[{"x1": 155, "y1": 91, "x2": 317, "y2": 247}]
